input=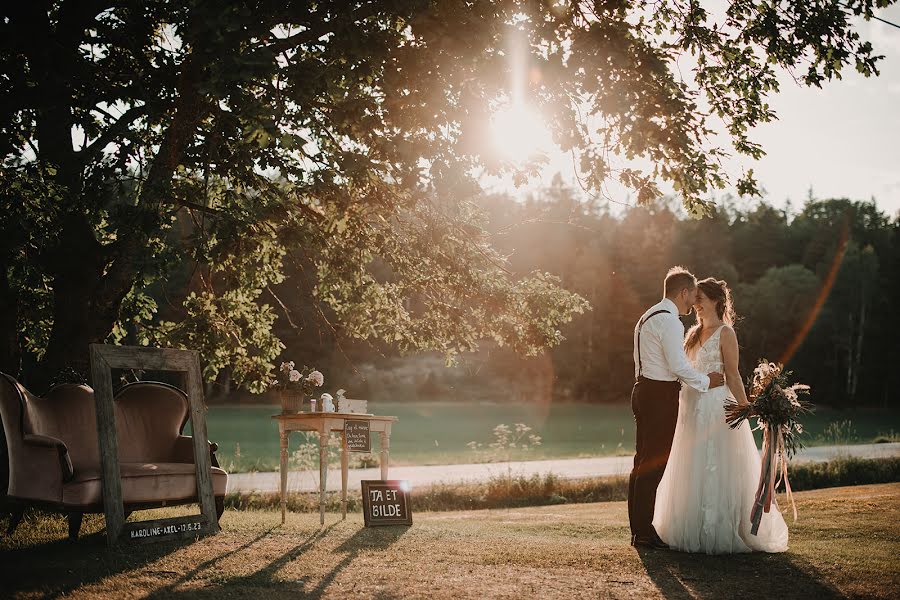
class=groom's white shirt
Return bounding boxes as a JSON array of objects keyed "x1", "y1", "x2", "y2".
[{"x1": 633, "y1": 298, "x2": 710, "y2": 393}]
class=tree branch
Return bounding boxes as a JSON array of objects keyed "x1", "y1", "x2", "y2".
[
  {"x1": 93, "y1": 54, "x2": 209, "y2": 317},
  {"x1": 262, "y1": 3, "x2": 382, "y2": 55},
  {"x1": 78, "y1": 104, "x2": 149, "y2": 166},
  {"x1": 56, "y1": 1, "x2": 115, "y2": 48},
  {"x1": 266, "y1": 285, "x2": 299, "y2": 329}
]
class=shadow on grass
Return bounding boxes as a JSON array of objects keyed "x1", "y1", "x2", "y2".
[
  {"x1": 0, "y1": 513, "x2": 202, "y2": 599},
  {"x1": 1, "y1": 508, "x2": 409, "y2": 599},
  {"x1": 143, "y1": 525, "x2": 279, "y2": 598},
  {"x1": 148, "y1": 522, "x2": 407, "y2": 599},
  {"x1": 637, "y1": 547, "x2": 845, "y2": 599},
  {"x1": 303, "y1": 525, "x2": 408, "y2": 599}
]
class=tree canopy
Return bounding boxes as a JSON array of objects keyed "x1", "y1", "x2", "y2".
[{"x1": 0, "y1": 0, "x2": 891, "y2": 391}]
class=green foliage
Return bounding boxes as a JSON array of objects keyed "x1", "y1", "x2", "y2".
[
  {"x1": 817, "y1": 420, "x2": 859, "y2": 445},
  {"x1": 287, "y1": 431, "x2": 378, "y2": 472},
  {"x1": 1, "y1": 1, "x2": 889, "y2": 391},
  {"x1": 467, "y1": 423, "x2": 543, "y2": 463},
  {"x1": 0, "y1": 165, "x2": 65, "y2": 362},
  {"x1": 784, "y1": 456, "x2": 900, "y2": 492}
]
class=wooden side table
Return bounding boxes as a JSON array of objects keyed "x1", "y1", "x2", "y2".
[{"x1": 272, "y1": 413, "x2": 398, "y2": 525}]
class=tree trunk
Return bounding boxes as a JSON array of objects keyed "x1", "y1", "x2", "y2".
[
  {"x1": 35, "y1": 214, "x2": 107, "y2": 392},
  {"x1": 0, "y1": 254, "x2": 20, "y2": 376},
  {"x1": 851, "y1": 287, "x2": 866, "y2": 402},
  {"x1": 845, "y1": 314, "x2": 854, "y2": 402},
  {"x1": 11, "y1": 12, "x2": 208, "y2": 392}
]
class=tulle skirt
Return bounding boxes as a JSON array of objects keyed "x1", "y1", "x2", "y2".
[{"x1": 652, "y1": 384, "x2": 789, "y2": 554}]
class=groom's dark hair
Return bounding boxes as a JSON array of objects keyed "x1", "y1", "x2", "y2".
[{"x1": 664, "y1": 266, "x2": 697, "y2": 298}]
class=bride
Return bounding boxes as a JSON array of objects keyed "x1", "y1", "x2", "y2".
[{"x1": 652, "y1": 277, "x2": 789, "y2": 554}]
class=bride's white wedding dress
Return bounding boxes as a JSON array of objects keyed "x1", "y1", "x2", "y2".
[{"x1": 653, "y1": 325, "x2": 789, "y2": 554}]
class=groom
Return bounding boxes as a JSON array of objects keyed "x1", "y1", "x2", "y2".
[{"x1": 628, "y1": 266, "x2": 725, "y2": 549}]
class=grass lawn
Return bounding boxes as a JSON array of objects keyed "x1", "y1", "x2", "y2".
[
  {"x1": 201, "y1": 402, "x2": 900, "y2": 472},
  {"x1": 2, "y1": 483, "x2": 898, "y2": 599}
]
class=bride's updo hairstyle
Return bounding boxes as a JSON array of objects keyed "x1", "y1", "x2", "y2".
[{"x1": 684, "y1": 278, "x2": 735, "y2": 352}]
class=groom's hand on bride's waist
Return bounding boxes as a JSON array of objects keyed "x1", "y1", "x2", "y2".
[{"x1": 707, "y1": 372, "x2": 725, "y2": 388}]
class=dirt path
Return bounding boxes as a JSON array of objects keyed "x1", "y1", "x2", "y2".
[{"x1": 227, "y1": 441, "x2": 900, "y2": 493}]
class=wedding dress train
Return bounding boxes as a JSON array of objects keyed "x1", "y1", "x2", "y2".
[{"x1": 652, "y1": 326, "x2": 789, "y2": 554}]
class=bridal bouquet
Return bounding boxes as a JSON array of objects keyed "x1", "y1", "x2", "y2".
[{"x1": 724, "y1": 359, "x2": 811, "y2": 535}]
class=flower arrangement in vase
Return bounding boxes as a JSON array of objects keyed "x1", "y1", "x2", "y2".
[{"x1": 272, "y1": 361, "x2": 324, "y2": 414}]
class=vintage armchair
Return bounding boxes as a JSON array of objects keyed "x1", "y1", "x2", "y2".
[{"x1": 0, "y1": 373, "x2": 228, "y2": 540}]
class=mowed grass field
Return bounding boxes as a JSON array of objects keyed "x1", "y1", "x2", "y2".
[
  {"x1": 197, "y1": 402, "x2": 900, "y2": 472},
  {"x1": 1, "y1": 483, "x2": 897, "y2": 599}
]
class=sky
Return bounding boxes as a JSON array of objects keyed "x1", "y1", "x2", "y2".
[
  {"x1": 485, "y1": 4, "x2": 900, "y2": 219},
  {"x1": 746, "y1": 5, "x2": 900, "y2": 217}
]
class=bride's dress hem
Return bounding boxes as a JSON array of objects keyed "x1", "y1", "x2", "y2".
[{"x1": 652, "y1": 326, "x2": 789, "y2": 555}]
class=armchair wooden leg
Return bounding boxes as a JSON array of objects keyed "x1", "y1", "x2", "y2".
[
  {"x1": 67, "y1": 512, "x2": 83, "y2": 541},
  {"x1": 215, "y1": 496, "x2": 224, "y2": 522},
  {"x1": 6, "y1": 506, "x2": 23, "y2": 536}
]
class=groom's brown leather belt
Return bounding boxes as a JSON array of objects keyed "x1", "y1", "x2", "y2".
[{"x1": 635, "y1": 376, "x2": 681, "y2": 389}]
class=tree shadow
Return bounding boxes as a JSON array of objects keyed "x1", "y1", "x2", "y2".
[
  {"x1": 146, "y1": 521, "x2": 409, "y2": 599},
  {"x1": 637, "y1": 547, "x2": 846, "y2": 600},
  {"x1": 302, "y1": 525, "x2": 408, "y2": 599},
  {"x1": 1, "y1": 507, "x2": 411, "y2": 598},
  {"x1": 133, "y1": 523, "x2": 337, "y2": 599},
  {"x1": 143, "y1": 526, "x2": 278, "y2": 599},
  {"x1": 0, "y1": 514, "x2": 199, "y2": 599}
]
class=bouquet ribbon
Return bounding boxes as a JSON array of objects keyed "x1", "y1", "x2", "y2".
[{"x1": 750, "y1": 423, "x2": 798, "y2": 535}]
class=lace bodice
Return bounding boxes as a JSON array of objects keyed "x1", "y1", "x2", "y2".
[{"x1": 688, "y1": 325, "x2": 725, "y2": 373}]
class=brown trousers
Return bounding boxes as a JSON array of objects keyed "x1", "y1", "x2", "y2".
[{"x1": 627, "y1": 376, "x2": 680, "y2": 539}]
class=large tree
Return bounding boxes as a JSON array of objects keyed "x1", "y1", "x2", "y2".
[{"x1": 0, "y1": 0, "x2": 891, "y2": 391}]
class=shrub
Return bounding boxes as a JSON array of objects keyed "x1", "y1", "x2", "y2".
[
  {"x1": 223, "y1": 456, "x2": 900, "y2": 513},
  {"x1": 783, "y1": 456, "x2": 900, "y2": 491}
]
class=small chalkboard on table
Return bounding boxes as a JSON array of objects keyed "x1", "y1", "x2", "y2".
[
  {"x1": 344, "y1": 419, "x2": 371, "y2": 452},
  {"x1": 361, "y1": 480, "x2": 412, "y2": 527}
]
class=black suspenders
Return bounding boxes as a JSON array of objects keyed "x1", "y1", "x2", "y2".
[{"x1": 636, "y1": 309, "x2": 670, "y2": 378}]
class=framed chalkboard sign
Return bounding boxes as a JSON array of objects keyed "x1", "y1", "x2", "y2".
[
  {"x1": 344, "y1": 419, "x2": 371, "y2": 452},
  {"x1": 361, "y1": 480, "x2": 412, "y2": 527}
]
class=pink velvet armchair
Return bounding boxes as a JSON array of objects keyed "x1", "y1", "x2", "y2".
[{"x1": 0, "y1": 373, "x2": 228, "y2": 540}]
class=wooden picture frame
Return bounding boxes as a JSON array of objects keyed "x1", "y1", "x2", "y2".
[{"x1": 89, "y1": 344, "x2": 218, "y2": 546}]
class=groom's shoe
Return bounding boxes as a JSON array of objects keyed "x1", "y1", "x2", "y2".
[{"x1": 631, "y1": 533, "x2": 670, "y2": 549}]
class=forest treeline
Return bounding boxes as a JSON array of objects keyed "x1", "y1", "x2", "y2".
[
  {"x1": 193, "y1": 178, "x2": 898, "y2": 408},
  {"x1": 476, "y1": 181, "x2": 899, "y2": 408}
]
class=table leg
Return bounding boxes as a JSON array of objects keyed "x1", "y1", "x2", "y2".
[
  {"x1": 319, "y1": 429, "x2": 328, "y2": 526},
  {"x1": 341, "y1": 430, "x2": 349, "y2": 520},
  {"x1": 380, "y1": 430, "x2": 390, "y2": 480},
  {"x1": 280, "y1": 430, "x2": 288, "y2": 524}
]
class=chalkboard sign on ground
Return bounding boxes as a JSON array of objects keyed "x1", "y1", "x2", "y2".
[
  {"x1": 345, "y1": 419, "x2": 371, "y2": 452},
  {"x1": 361, "y1": 480, "x2": 412, "y2": 527}
]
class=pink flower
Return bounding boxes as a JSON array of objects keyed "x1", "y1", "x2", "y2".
[
  {"x1": 288, "y1": 369, "x2": 302, "y2": 382},
  {"x1": 307, "y1": 370, "x2": 324, "y2": 386}
]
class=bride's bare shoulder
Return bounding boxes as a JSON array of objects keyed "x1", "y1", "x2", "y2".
[{"x1": 719, "y1": 324, "x2": 738, "y2": 343}]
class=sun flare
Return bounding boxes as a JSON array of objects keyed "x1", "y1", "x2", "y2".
[{"x1": 490, "y1": 103, "x2": 553, "y2": 164}]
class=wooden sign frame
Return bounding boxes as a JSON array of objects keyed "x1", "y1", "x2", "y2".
[
  {"x1": 89, "y1": 344, "x2": 218, "y2": 546},
  {"x1": 344, "y1": 419, "x2": 371, "y2": 452},
  {"x1": 361, "y1": 480, "x2": 412, "y2": 527}
]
